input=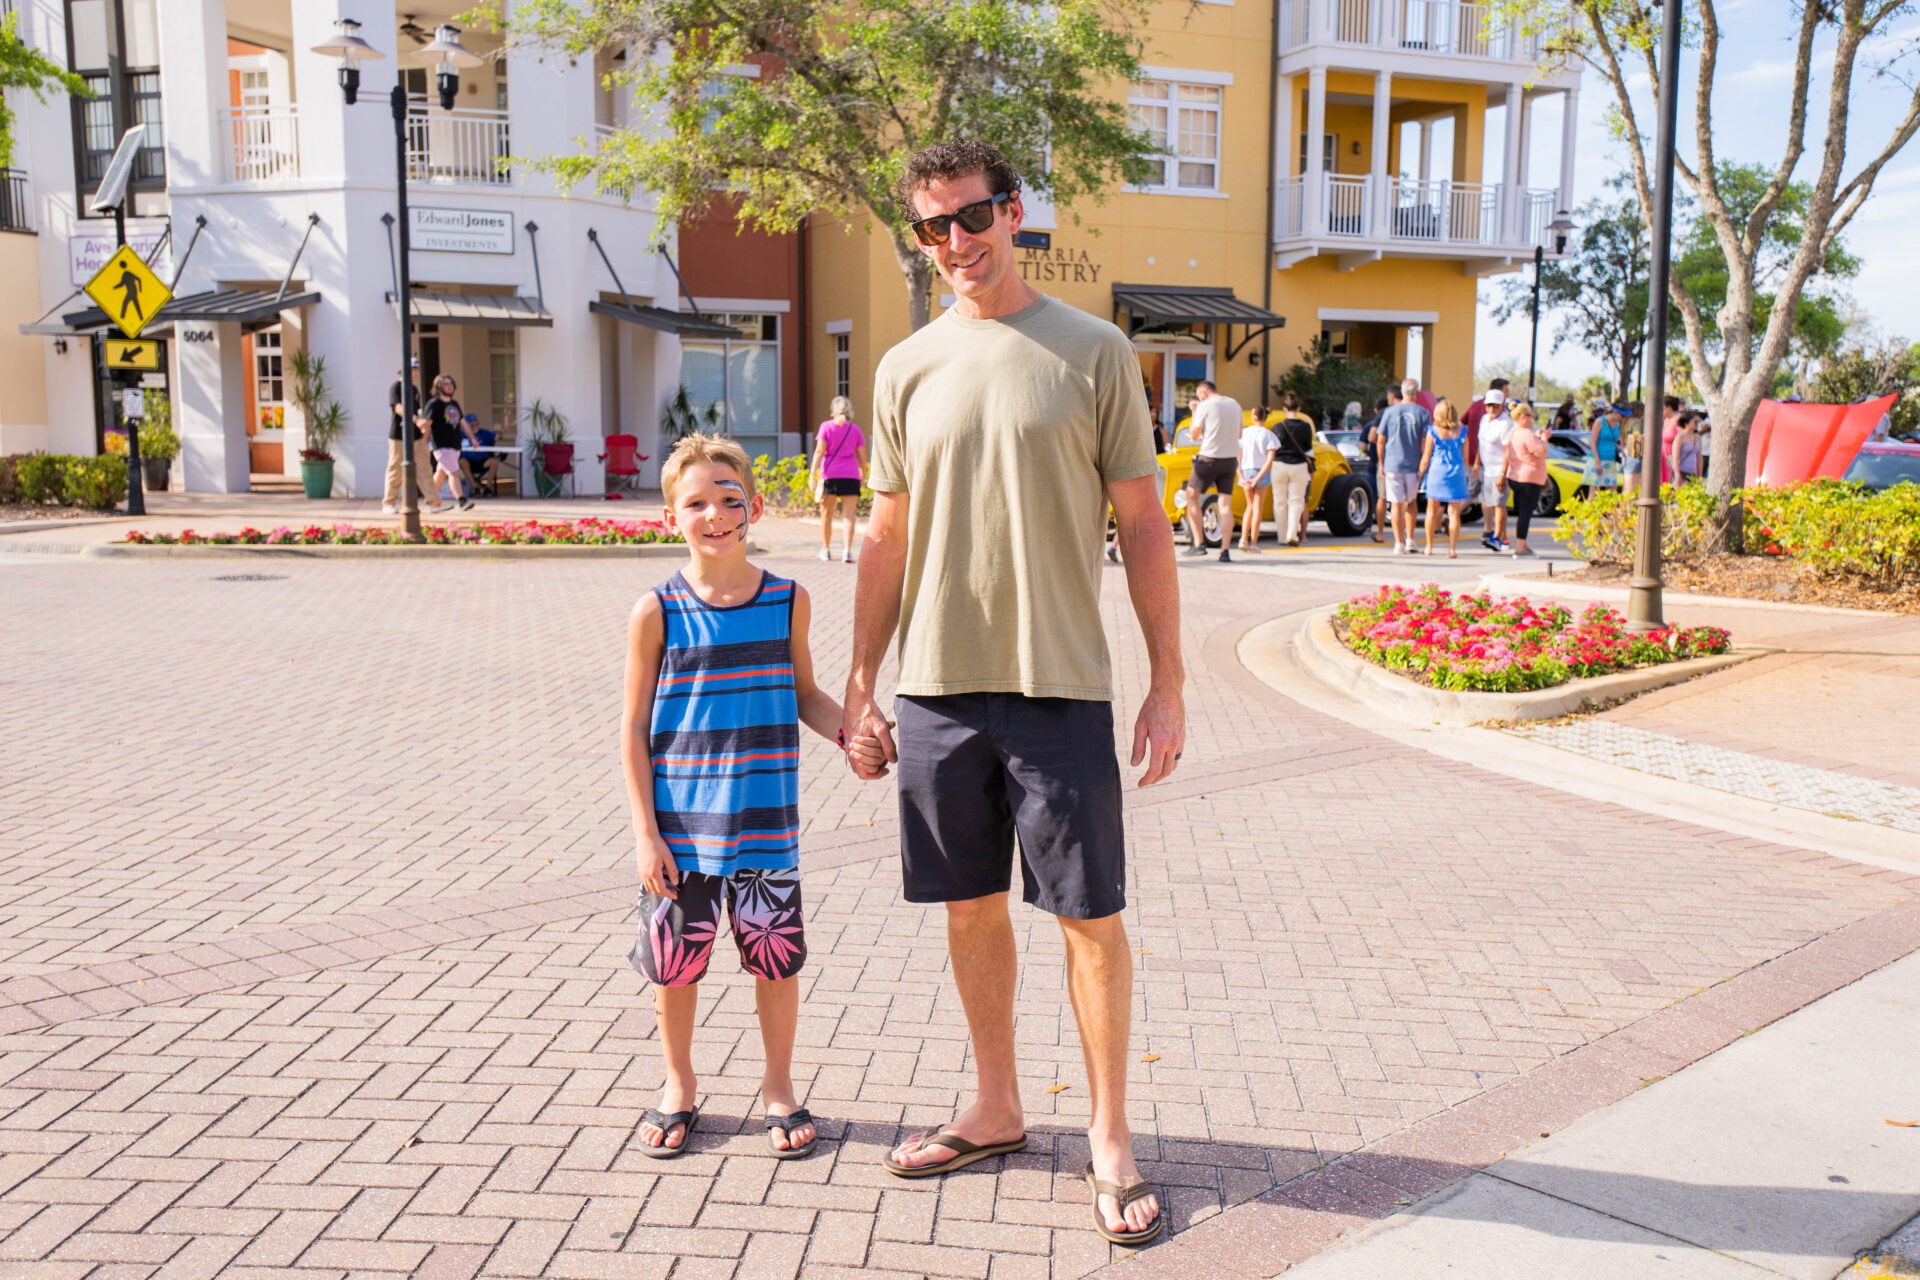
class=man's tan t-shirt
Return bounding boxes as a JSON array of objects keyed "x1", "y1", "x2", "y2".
[{"x1": 869, "y1": 295, "x2": 1158, "y2": 701}]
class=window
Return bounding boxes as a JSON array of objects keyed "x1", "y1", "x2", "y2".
[
  {"x1": 79, "y1": 74, "x2": 115, "y2": 183},
  {"x1": 488, "y1": 329, "x2": 518, "y2": 434},
  {"x1": 1298, "y1": 132, "x2": 1338, "y2": 174},
  {"x1": 833, "y1": 333, "x2": 850, "y2": 404},
  {"x1": 254, "y1": 329, "x2": 284, "y2": 430},
  {"x1": 129, "y1": 70, "x2": 164, "y2": 180},
  {"x1": 1130, "y1": 81, "x2": 1221, "y2": 192},
  {"x1": 239, "y1": 69, "x2": 270, "y2": 112},
  {"x1": 681, "y1": 312, "x2": 781, "y2": 447}
]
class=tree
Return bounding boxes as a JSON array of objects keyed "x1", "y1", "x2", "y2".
[
  {"x1": 488, "y1": 0, "x2": 1157, "y2": 331},
  {"x1": 1, "y1": 12, "x2": 90, "y2": 169},
  {"x1": 1274, "y1": 336, "x2": 1393, "y2": 429},
  {"x1": 1475, "y1": 358, "x2": 1576, "y2": 406},
  {"x1": 1491, "y1": 181, "x2": 1649, "y2": 403},
  {"x1": 1811, "y1": 338, "x2": 1920, "y2": 436},
  {"x1": 1504, "y1": 0, "x2": 1920, "y2": 549}
]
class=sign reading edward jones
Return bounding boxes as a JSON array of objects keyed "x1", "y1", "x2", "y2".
[{"x1": 410, "y1": 207, "x2": 514, "y2": 255}]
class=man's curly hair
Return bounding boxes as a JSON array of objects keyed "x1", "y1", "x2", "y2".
[{"x1": 895, "y1": 140, "x2": 1022, "y2": 221}]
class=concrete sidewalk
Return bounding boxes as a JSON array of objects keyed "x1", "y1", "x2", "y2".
[{"x1": 1286, "y1": 951, "x2": 1920, "y2": 1279}]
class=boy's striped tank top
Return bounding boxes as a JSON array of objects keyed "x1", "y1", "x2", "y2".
[{"x1": 650, "y1": 570, "x2": 801, "y2": 876}]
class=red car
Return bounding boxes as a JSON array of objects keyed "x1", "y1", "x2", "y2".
[{"x1": 1842, "y1": 438, "x2": 1920, "y2": 490}]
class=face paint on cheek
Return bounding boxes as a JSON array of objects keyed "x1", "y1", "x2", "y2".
[{"x1": 715, "y1": 480, "x2": 749, "y2": 540}]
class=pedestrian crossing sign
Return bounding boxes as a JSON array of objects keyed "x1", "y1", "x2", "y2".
[{"x1": 84, "y1": 245, "x2": 171, "y2": 340}]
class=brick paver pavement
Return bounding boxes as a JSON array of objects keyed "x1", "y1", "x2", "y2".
[{"x1": 0, "y1": 547, "x2": 1912, "y2": 1279}]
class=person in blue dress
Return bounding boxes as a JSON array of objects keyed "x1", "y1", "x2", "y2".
[
  {"x1": 1419, "y1": 397, "x2": 1471, "y2": 557},
  {"x1": 1587, "y1": 406, "x2": 1625, "y2": 490}
]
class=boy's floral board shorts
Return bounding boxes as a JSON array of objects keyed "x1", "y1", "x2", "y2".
[{"x1": 630, "y1": 870, "x2": 807, "y2": 987}]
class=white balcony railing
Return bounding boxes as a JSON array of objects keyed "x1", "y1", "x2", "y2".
[
  {"x1": 406, "y1": 106, "x2": 512, "y2": 186},
  {"x1": 1386, "y1": 177, "x2": 1503, "y2": 244},
  {"x1": 1275, "y1": 175, "x2": 1305, "y2": 238},
  {"x1": 225, "y1": 106, "x2": 302, "y2": 184},
  {"x1": 1324, "y1": 174, "x2": 1370, "y2": 236},
  {"x1": 1520, "y1": 188, "x2": 1558, "y2": 247},
  {"x1": 1285, "y1": 0, "x2": 1533, "y2": 62}
]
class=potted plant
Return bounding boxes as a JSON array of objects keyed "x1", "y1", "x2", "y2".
[
  {"x1": 138, "y1": 389, "x2": 179, "y2": 492},
  {"x1": 289, "y1": 348, "x2": 347, "y2": 499},
  {"x1": 525, "y1": 398, "x2": 573, "y2": 498}
]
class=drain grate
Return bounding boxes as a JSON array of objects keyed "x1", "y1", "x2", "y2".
[{"x1": 210, "y1": 574, "x2": 289, "y2": 583}]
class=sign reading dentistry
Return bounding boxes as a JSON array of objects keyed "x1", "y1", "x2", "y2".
[{"x1": 411, "y1": 206, "x2": 514, "y2": 255}]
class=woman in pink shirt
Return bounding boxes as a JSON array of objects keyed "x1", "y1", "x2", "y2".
[
  {"x1": 809, "y1": 396, "x2": 868, "y2": 562},
  {"x1": 1499, "y1": 402, "x2": 1550, "y2": 558}
]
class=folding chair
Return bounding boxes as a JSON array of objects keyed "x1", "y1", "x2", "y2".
[{"x1": 597, "y1": 433, "x2": 649, "y2": 499}]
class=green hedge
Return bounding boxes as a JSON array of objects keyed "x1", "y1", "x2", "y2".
[
  {"x1": 752, "y1": 453, "x2": 873, "y2": 516},
  {"x1": 1557, "y1": 478, "x2": 1920, "y2": 585},
  {"x1": 1, "y1": 453, "x2": 129, "y2": 510}
]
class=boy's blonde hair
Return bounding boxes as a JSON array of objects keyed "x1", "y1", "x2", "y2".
[{"x1": 661, "y1": 432, "x2": 755, "y2": 504}]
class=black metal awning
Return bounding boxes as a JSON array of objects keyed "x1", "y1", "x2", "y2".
[
  {"x1": 591, "y1": 299, "x2": 743, "y2": 339},
  {"x1": 388, "y1": 291, "x2": 553, "y2": 327},
  {"x1": 54, "y1": 287, "x2": 321, "y2": 337},
  {"x1": 1111, "y1": 283, "x2": 1285, "y2": 360}
]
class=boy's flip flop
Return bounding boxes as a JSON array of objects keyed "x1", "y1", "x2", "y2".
[
  {"x1": 637, "y1": 1106, "x2": 700, "y2": 1159},
  {"x1": 1082, "y1": 1164, "x2": 1165, "y2": 1246},
  {"x1": 882, "y1": 1128, "x2": 1027, "y2": 1178},
  {"x1": 764, "y1": 1108, "x2": 818, "y2": 1160}
]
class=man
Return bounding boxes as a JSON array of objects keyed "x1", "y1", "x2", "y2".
[
  {"x1": 1376, "y1": 377, "x2": 1432, "y2": 554},
  {"x1": 384, "y1": 358, "x2": 437, "y2": 514},
  {"x1": 1476, "y1": 392, "x2": 1514, "y2": 551},
  {"x1": 1364, "y1": 394, "x2": 1389, "y2": 543},
  {"x1": 1185, "y1": 380, "x2": 1243, "y2": 562},
  {"x1": 841, "y1": 140, "x2": 1182, "y2": 1246},
  {"x1": 1461, "y1": 376, "x2": 1508, "y2": 484}
]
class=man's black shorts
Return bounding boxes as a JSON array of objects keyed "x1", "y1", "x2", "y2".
[
  {"x1": 1190, "y1": 454, "x2": 1237, "y2": 496},
  {"x1": 895, "y1": 693, "x2": 1126, "y2": 920}
]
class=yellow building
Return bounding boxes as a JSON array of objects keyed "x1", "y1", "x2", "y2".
[{"x1": 807, "y1": 0, "x2": 1578, "y2": 436}]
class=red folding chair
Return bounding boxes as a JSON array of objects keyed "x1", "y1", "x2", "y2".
[{"x1": 597, "y1": 433, "x2": 649, "y2": 499}]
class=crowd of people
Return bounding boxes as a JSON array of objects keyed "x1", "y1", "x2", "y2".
[{"x1": 1178, "y1": 373, "x2": 1715, "y2": 560}]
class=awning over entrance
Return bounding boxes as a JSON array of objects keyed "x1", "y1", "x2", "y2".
[
  {"x1": 42, "y1": 287, "x2": 321, "y2": 337},
  {"x1": 590, "y1": 299, "x2": 742, "y2": 339},
  {"x1": 389, "y1": 292, "x2": 553, "y2": 327},
  {"x1": 1111, "y1": 283, "x2": 1285, "y2": 360}
]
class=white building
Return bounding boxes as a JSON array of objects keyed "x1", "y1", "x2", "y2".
[{"x1": 4, "y1": 0, "x2": 721, "y2": 495}]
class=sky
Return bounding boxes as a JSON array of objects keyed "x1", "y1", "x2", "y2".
[{"x1": 1472, "y1": 0, "x2": 1920, "y2": 385}]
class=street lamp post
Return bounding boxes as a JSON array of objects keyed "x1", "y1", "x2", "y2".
[
  {"x1": 312, "y1": 18, "x2": 479, "y2": 542},
  {"x1": 1628, "y1": 0, "x2": 1684, "y2": 632},
  {"x1": 1526, "y1": 210, "x2": 1576, "y2": 406}
]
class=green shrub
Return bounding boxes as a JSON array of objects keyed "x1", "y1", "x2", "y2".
[
  {"x1": 15, "y1": 453, "x2": 65, "y2": 504},
  {"x1": 0, "y1": 454, "x2": 18, "y2": 504},
  {"x1": 1554, "y1": 482, "x2": 1720, "y2": 564},
  {"x1": 62, "y1": 455, "x2": 127, "y2": 509},
  {"x1": 1743, "y1": 479, "x2": 1920, "y2": 584}
]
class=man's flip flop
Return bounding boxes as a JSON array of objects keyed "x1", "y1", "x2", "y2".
[
  {"x1": 637, "y1": 1106, "x2": 699, "y2": 1159},
  {"x1": 1083, "y1": 1163, "x2": 1165, "y2": 1245},
  {"x1": 882, "y1": 1128, "x2": 1027, "y2": 1178},
  {"x1": 764, "y1": 1108, "x2": 817, "y2": 1160}
]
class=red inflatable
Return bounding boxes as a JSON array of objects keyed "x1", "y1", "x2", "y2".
[{"x1": 1744, "y1": 393, "x2": 1899, "y2": 487}]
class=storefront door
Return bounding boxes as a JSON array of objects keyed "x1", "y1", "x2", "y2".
[{"x1": 1135, "y1": 343, "x2": 1212, "y2": 443}]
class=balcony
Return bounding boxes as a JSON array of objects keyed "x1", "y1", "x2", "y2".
[
  {"x1": 226, "y1": 107, "x2": 302, "y2": 184},
  {"x1": 220, "y1": 103, "x2": 514, "y2": 188},
  {"x1": 1275, "y1": 174, "x2": 1561, "y2": 272},
  {"x1": 0, "y1": 169, "x2": 30, "y2": 234},
  {"x1": 1278, "y1": 0, "x2": 1537, "y2": 65}
]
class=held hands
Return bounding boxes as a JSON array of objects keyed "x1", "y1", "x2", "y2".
[
  {"x1": 637, "y1": 834, "x2": 680, "y2": 901},
  {"x1": 840, "y1": 696, "x2": 898, "y2": 781}
]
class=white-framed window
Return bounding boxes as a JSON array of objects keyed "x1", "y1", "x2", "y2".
[
  {"x1": 833, "y1": 333, "x2": 850, "y2": 404},
  {"x1": 682, "y1": 313, "x2": 782, "y2": 446},
  {"x1": 1130, "y1": 80, "x2": 1222, "y2": 193},
  {"x1": 238, "y1": 68, "x2": 270, "y2": 112},
  {"x1": 253, "y1": 328, "x2": 284, "y2": 431},
  {"x1": 488, "y1": 329, "x2": 517, "y2": 436},
  {"x1": 1299, "y1": 132, "x2": 1338, "y2": 174}
]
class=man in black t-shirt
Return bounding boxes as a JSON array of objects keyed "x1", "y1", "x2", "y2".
[{"x1": 384, "y1": 361, "x2": 434, "y2": 514}]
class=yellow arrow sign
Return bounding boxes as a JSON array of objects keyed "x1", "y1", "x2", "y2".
[
  {"x1": 84, "y1": 245, "x2": 172, "y2": 340},
  {"x1": 104, "y1": 338, "x2": 163, "y2": 371}
]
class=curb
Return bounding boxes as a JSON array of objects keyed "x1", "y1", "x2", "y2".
[
  {"x1": 75, "y1": 541, "x2": 697, "y2": 561},
  {"x1": 1292, "y1": 606, "x2": 1765, "y2": 727},
  {"x1": 1480, "y1": 568, "x2": 1897, "y2": 619}
]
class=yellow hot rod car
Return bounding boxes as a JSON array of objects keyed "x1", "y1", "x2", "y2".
[{"x1": 1158, "y1": 410, "x2": 1375, "y2": 546}]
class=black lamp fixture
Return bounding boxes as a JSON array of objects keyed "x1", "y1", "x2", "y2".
[
  {"x1": 418, "y1": 24, "x2": 482, "y2": 110},
  {"x1": 1548, "y1": 209, "x2": 1575, "y2": 256},
  {"x1": 312, "y1": 17, "x2": 383, "y2": 105}
]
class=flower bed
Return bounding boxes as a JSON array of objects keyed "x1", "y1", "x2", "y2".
[
  {"x1": 1334, "y1": 585, "x2": 1732, "y2": 693},
  {"x1": 121, "y1": 518, "x2": 681, "y2": 547}
]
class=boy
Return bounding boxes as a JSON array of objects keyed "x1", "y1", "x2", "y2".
[{"x1": 620, "y1": 434, "x2": 881, "y2": 1158}]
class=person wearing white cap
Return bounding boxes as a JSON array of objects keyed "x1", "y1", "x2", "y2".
[{"x1": 1475, "y1": 388, "x2": 1513, "y2": 552}]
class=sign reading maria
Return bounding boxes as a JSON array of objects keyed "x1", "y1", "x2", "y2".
[{"x1": 411, "y1": 207, "x2": 514, "y2": 255}]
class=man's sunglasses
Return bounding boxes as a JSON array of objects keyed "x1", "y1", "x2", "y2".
[{"x1": 909, "y1": 191, "x2": 1011, "y2": 247}]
